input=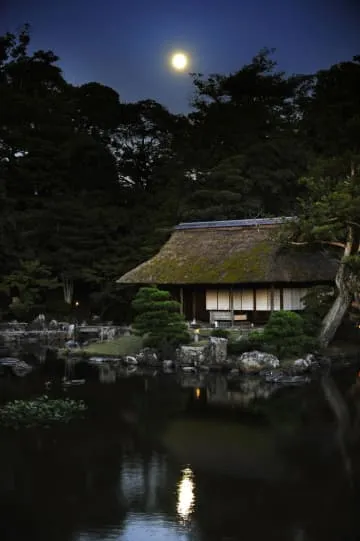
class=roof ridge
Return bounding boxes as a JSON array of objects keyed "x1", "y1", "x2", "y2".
[{"x1": 175, "y1": 217, "x2": 296, "y2": 230}]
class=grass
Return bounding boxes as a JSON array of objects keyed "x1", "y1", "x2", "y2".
[
  {"x1": 82, "y1": 335, "x2": 143, "y2": 356},
  {"x1": 188, "y1": 339, "x2": 208, "y2": 348}
]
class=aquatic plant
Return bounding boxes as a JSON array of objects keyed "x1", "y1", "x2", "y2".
[{"x1": 0, "y1": 395, "x2": 87, "y2": 429}]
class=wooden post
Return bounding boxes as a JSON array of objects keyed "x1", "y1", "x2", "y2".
[
  {"x1": 179, "y1": 286, "x2": 184, "y2": 315},
  {"x1": 253, "y1": 288, "x2": 257, "y2": 324},
  {"x1": 192, "y1": 289, "x2": 196, "y2": 322},
  {"x1": 230, "y1": 287, "x2": 234, "y2": 327},
  {"x1": 280, "y1": 287, "x2": 284, "y2": 310},
  {"x1": 270, "y1": 284, "x2": 275, "y2": 312}
]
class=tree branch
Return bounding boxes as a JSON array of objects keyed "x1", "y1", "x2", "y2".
[
  {"x1": 346, "y1": 220, "x2": 360, "y2": 230},
  {"x1": 289, "y1": 240, "x2": 346, "y2": 249}
]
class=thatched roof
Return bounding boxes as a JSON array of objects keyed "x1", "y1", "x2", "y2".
[{"x1": 117, "y1": 218, "x2": 338, "y2": 285}]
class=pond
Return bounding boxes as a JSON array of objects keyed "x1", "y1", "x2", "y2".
[{"x1": 1, "y1": 353, "x2": 360, "y2": 541}]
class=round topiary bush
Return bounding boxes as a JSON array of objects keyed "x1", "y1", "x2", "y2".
[
  {"x1": 0, "y1": 395, "x2": 87, "y2": 429},
  {"x1": 259, "y1": 310, "x2": 316, "y2": 359}
]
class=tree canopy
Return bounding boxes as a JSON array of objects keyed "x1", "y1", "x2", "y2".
[{"x1": 0, "y1": 25, "x2": 359, "y2": 337}]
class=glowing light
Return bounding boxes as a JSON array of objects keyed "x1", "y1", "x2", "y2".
[
  {"x1": 171, "y1": 52, "x2": 188, "y2": 71},
  {"x1": 195, "y1": 388, "x2": 201, "y2": 399},
  {"x1": 176, "y1": 467, "x2": 195, "y2": 521},
  {"x1": 75, "y1": 301, "x2": 79, "y2": 307}
]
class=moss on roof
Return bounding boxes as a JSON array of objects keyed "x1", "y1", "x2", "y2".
[{"x1": 117, "y1": 224, "x2": 338, "y2": 285}]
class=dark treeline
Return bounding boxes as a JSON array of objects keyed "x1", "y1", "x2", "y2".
[{"x1": 0, "y1": 26, "x2": 359, "y2": 322}]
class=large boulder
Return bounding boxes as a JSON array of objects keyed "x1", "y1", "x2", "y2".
[
  {"x1": 177, "y1": 346, "x2": 206, "y2": 366},
  {"x1": 206, "y1": 337, "x2": 228, "y2": 364},
  {"x1": 235, "y1": 351, "x2": 279, "y2": 374},
  {"x1": 124, "y1": 355, "x2": 138, "y2": 365},
  {"x1": 291, "y1": 353, "x2": 316, "y2": 374},
  {"x1": 178, "y1": 337, "x2": 229, "y2": 367}
]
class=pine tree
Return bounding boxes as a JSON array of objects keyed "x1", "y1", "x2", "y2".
[{"x1": 132, "y1": 287, "x2": 190, "y2": 352}]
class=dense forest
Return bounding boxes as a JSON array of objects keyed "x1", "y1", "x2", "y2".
[{"x1": 0, "y1": 26, "x2": 359, "y2": 324}]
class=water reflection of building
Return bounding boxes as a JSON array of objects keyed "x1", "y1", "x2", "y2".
[
  {"x1": 118, "y1": 453, "x2": 168, "y2": 511},
  {"x1": 180, "y1": 373, "x2": 207, "y2": 389},
  {"x1": 116, "y1": 452, "x2": 198, "y2": 540},
  {"x1": 0, "y1": 428, "x2": 198, "y2": 541},
  {"x1": 99, "y1": 364, "x2": 117, "y2": 383},
  {"x1": 118, "y1": 455, "x2": 196, "y2": 520},
  {"x1": 181, "y1": 374, "x2": 274, "y2": 409}
]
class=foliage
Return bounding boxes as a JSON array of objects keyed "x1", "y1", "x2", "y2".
[
  {"x1": 182, "y1": 139, "x2": 307, "y2": 221},
  {"x1": 301, "y1": 286, "x2": 336, "y2": 335},
  {"x1": 0, "y1": 260, "x2": 60, "y2": 319},
  {"x1": 0, "y1": 395, "x2": 87, "y2": 429},
  {"x1": 181, "y1": 49, "x2": 310, "y2": 221},
  {"x1": 189, "y1": 49, "x2": 308, "y2": 167},
  {"x1": 300, "y1": 56, "x2": 360, "y2": 158},
  {"x1": 0, "y1": 26, "x2": 359, "y2": 338},
  {"x1": 256, "y1": 311, "x2": 316, "y2": 359},
  {"x1": 284, "y1": 59, "x2": 360, "y2": 345},
  {"x1": 210, "y1": 328, "x2": 230, "y2": 339},
  {"x1": 0, "y1": 27, "x2": 187, "y2": 319},
  {"x1": 132, "y1": 287, "x2": 190, "y2": 351},
  {"x1": 227, "y1": 336, "x2": 266, "y2": 355},
  {"x1": 290, "y1": 158, "x2": 360, "y2": 249},
  {"x1": 113, "y1": 99, "x2": 179, "y2": 190}
]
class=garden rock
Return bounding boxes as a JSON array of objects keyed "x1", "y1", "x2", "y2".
[
  {"x1": 206, "y1": 337, "x2": 228, "y2": 364},
  {"x1": 291, "y1": 353, "x2": 315, "y2": 373},
  {"x1": 236, "y1": 350, "x2": 280, "y2": 373},
  {"x1": 124, "y1": 355, "x2": 138, "y2": 365},
  {"x1": 177, "y1": 345, "x2": 206, "y2": 366}
]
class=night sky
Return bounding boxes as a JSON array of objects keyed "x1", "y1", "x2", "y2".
[{"x1": 1, "y1": 0, "x2": 359, "y2": 112}]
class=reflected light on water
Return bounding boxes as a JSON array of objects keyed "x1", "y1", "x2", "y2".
[{"x1": 177, "y1": 467, "x2": 195, "y2": 521}]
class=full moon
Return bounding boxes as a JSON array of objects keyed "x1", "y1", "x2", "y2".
[{"x1": 171, "y1": 52, "x2": 188, "y2": 71}]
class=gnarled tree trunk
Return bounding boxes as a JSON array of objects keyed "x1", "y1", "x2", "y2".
[
  {"x1": 318, "y1": 226, "x2": 359, "y2": 348},
  {"x1": 318, "y1": 264, "x2": 352, "y2": 348}
]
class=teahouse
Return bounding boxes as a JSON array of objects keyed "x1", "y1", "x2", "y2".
[{"x1": 117, "y1": 218, "x2": 337, "y2": 327}]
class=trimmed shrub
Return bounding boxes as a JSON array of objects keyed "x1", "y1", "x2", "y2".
[
  {"x1": 227, "y1": 334, "x2": 266, "y2": 355},
  {"x1": 210, "y1": 328, "x2": 230, "y2": 339},
  {"x1": 261, "y1": 311, "x2": 316, "y2": 359},
  {"x1": 132, "y1": 286, "x2": 190, "y2": 352}
]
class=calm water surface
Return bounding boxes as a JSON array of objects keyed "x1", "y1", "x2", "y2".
[{"x1": 1, "y1": 359, "x2": 360, "y2": 541}]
